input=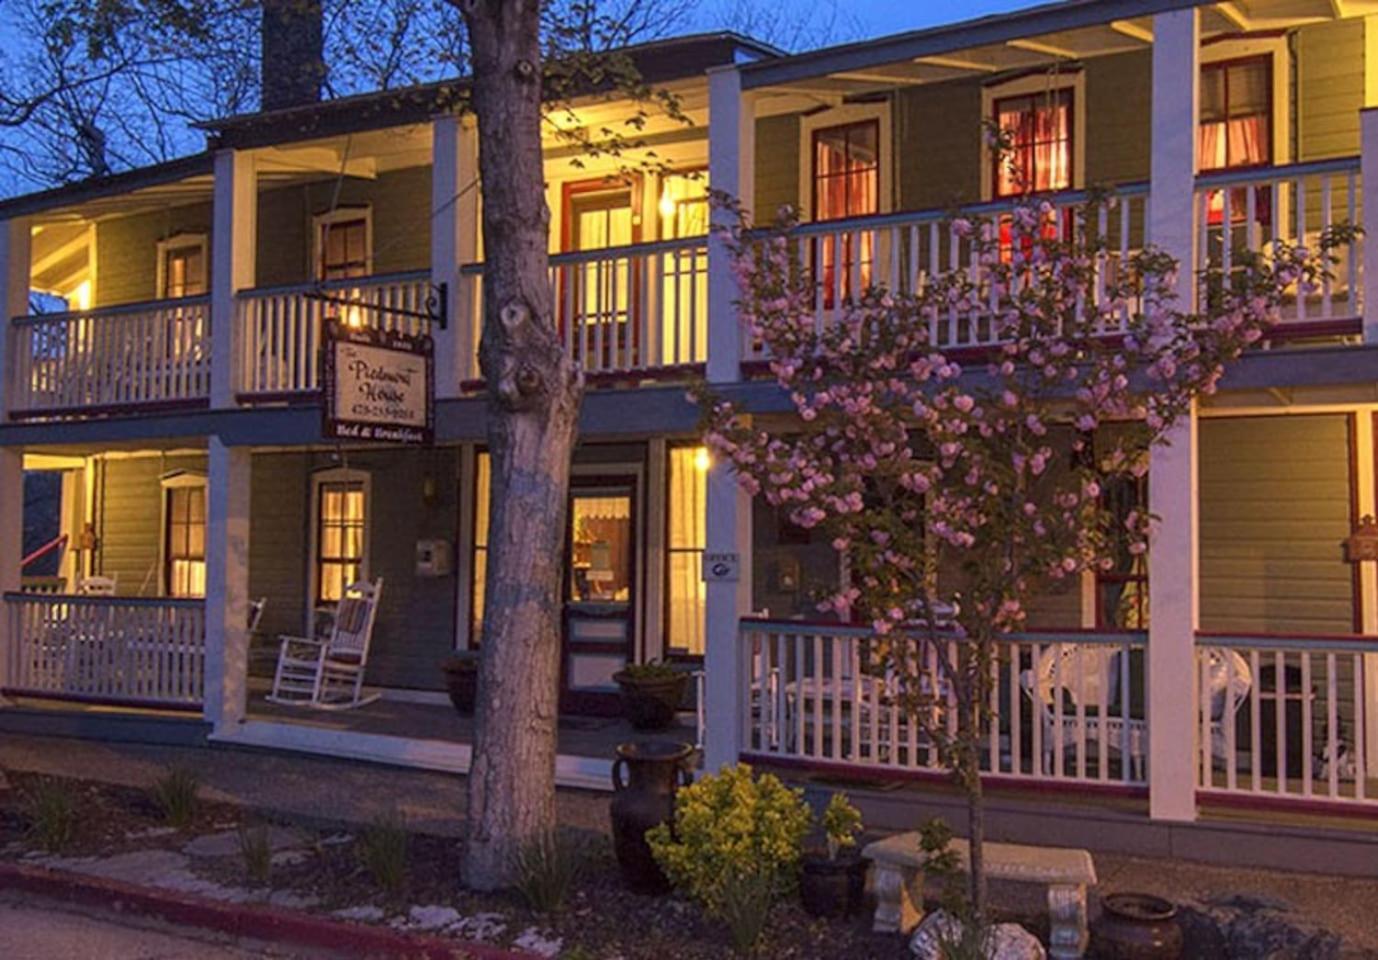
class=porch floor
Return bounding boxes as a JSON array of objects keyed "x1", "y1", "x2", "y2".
[{"x1": 245, "y1": 684, "x2": 699, "y2": 765}]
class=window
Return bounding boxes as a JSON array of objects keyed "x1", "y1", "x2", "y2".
[
  {"x1": 1199, "y1": 56, "x2": 1273, "y2": 226},
  {"x1": 1200, "y1": 56, "x2": 1271, "y2": 172},
  {"x1": 811, "y1": 119, "x2": 880, "y2": 307},
  {"x1": 666, "y1": 445, "x2": 708, "y2": 656},
  {"x1": 161, "y1": 476, "x2": 206, "y2": 598},
  {"x1": 314, "y1": 210, "x2": 372, "y2": 281},
  {"x1": 472, "y1": 452, "x2": 491, "y2": 641},
  {"x1": 991, "y1": 89, "x2": 1074, "y2": 197},
  {"x1": 313, "y1": 470, "x2": 369, "y2": 604},
  {"x1": 1096, "y1": 474, "x2": 1148, "y2": 629},
  {"x1": 658, "y1": 170, "x2": 709, "y2": 364},
  {"x1": 658, "y1": 170, "x2": 708, "y2": 239},
  {"x1": 157, "y1": 235, "x2": 208, "y2": 299}
]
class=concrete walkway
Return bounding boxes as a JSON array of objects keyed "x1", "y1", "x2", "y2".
[
  {"x1": 4, "y1": 733, "x2": 1378, "y2": 952},
  {"x1": 0, "y1": 892, "x2": 311, "y2": 959}
]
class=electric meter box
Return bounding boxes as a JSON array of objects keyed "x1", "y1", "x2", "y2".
[{"x1": 415, "y1": 539, "x2": 453, "y2": 577}]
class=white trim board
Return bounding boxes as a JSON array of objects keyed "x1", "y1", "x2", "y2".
[{"x1": 211, "y1": 720, "x2": 613, "y2": 792}]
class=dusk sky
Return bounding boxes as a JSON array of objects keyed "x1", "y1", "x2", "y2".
[{"x1": 817, "y1": 0, "x2": 1040, "y2": 40}]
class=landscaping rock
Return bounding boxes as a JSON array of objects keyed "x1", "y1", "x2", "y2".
[
  {"x1": 452, "y1": 913, "x2": 508, "y2": 942},
  {"x1": 407, "y1": 905, "x2": 463, "y2": 931},
  {"x1": 514, "y1": 927, "x2": 564, "y2": 958},
  {"x1": 909, "y1": 910, "x2": 1046, "y2": 960},
  {"x1": 182, "y1": 826, "x2": 300, "y2": 859},
  {"x1": 1178, "y1": 894, "x2": 1343, "y2": 960},
  {"x1": 332, "y1": 905, "x2": 385, "y2": 922}
]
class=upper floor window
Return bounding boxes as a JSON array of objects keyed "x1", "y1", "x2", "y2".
[
  {"x1": 992, "y1": 88, "x2": 1074, "y2": 197},
  {"x1": 1199, "y1": 56, "x2": 1271, "y2": 172},
  {"x1": 812, "y1": 120, "x2": 880, "y2": 222},
  {"x1": 658, "y1": 170, "x2": 708, "y2": 240},
  {"x1": 157, "y1": 235, "x2": 207, "y2": 299},
  {"x1": 314, "y1": 209, "x2": 372, "y2": 281}
]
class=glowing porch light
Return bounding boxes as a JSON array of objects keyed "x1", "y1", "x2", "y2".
[{"x1": 693, "y1": 446, "x2": 711, "y2": 472}]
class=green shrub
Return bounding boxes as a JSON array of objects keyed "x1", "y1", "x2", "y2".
[
  {"x1": 512, "y1": 831, "x2": 582, "y2": 913},
  {"x1": 357, "y1": 812, "x2": 409, "y2": 897},
  {"x1": 150, "y1": 768, "x2": 201, "y2": 828},
  {"x1": 23, "y1": 780, "x2": 77, "y2": 853},
  {"x1": 646, "y1": 763, "x2": 811, "y2": 918},
  {"x1": 617, "y1": 659, "x2": 680, "y2": 681},
  {"x1": 821, "y1": 792, "x2": 862, "y2": 861},
  {"x1": 717, "y1": 866, "x2": 780, "y2": 955},
  {"x1": 238, "y1": 824, "x2": 273, "y2": 886}
]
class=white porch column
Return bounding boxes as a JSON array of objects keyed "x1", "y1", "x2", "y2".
[
  {"x1": 432, "y1": 114, "x2": 480, "y2": 394},
  {"x1": 706, "y1": 65, "x2": 754, "y2": 382},
  {"x1": 0, "y1": 218, "x2": 32, "y2": 419},
  {"x1": 1146, "y1": 7, "x2": 1201, "y2": 823},
  {"x1": 203, "y1": 438, "x2": 251, "y2": 733},
  {"x1": 1361, "y1": 109, "x2": 1378, "y2": 343},
  {"x1": 1147, "y1": 405, "x2": 1200, "y2": 822},
  {"x1": 702, "y1": 65, "x2": 756, "y2": 772},
  {"x1": 210, "y1": 150, "x2": 257, "y2": 409},
  {"x1": 0, "y1": 448, "x2": 22, "y2": 694}
]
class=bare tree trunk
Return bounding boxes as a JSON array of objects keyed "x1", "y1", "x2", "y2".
[{"x1": 458, "y1": 0, "x2": 584, "y2": 891}]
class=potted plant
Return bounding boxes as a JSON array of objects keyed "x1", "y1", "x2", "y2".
[
  {"x1": 612, "y1": 660, "x2": 689, "y2": 731},
  {"x1": 799, "y1": 793, "x2": 866, "y2": 918},
  {"x1": 440, "y1": 653, "x2": 479, "y2": 715}
]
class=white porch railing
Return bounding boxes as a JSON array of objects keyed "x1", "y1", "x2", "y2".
[
  {"x1": 739, "y1": 619, "x2": 1147, "y2": 788},
  {"x1": 1195, "y1": 632, "x2": 1377, "y2": 807},
  {"x1": 459, "y1": 235, "x2": 709, "y2": 381},
  {"x1": 1194, "y1": 157, "x2": 1362, "y2": 332},
  {"x1": 3, "y1": 593, "x2": 205, "y2": 708},
  {"x1": 9, "y1": 296, "x2": 211, "y2": 417},
  {"x1": 744, "y1": 185, "x2": 1150, "y2": 360},
  {"x1": 237, "y1": 270, "x2": 432, "y2": 398}
]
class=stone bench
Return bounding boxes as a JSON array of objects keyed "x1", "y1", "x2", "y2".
[{"x1": 861, "y1": 833, "x2": 1097, "y2": 960}]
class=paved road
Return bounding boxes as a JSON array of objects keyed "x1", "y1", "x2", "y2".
[{"x1": 0, "y1": 895, "x2": 310, "y2": 960}]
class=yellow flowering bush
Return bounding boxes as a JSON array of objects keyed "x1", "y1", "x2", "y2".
[{"x1": 645, "y1": 763, "x2": 811, "y2": 916}]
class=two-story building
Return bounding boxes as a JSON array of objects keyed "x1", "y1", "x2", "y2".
[{"x1": 4, "y1": 0, "x2": 1378, "y2": 873}]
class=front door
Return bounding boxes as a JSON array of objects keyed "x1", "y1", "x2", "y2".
[{"x1": 563, "y1": 478, "x2": 636, "y2": 714}]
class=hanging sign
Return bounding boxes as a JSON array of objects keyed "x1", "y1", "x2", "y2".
[{"x1": 322, "y1": 320, "x2": 434, "y2": 445}]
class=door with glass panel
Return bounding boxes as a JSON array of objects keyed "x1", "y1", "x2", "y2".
[
  {"x1": 564, "y1": 182, "x2": 638, "y2": 370},
  {"x1": 563, "y1": 478, "x2": 637, "y2": 713}
]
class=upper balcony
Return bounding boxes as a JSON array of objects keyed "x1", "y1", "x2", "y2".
[{"x1": 4, "y1": 3, "x2": 1377, "y2": 426}]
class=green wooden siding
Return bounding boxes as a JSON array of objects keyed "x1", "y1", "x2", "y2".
[
  {"x1": 248, "y1": 448, "x2": 459, "y2": 692},
  {"x1": 255, "y1": 165, "x2": 433, "y2": 288},
  {"x1": 1297, "y1": 19, "x2": 1365, "y2": 161},
  {"x1": 754, "y1": 114, "x2": 800, "y2": 222},
  {"x1": 94, "y1": 203, "x2": 213, "y2": 308},
  {"x1": 1199, "y1": 414, "x2": 1355, "y2": 635},
  {"x1": 896, "y1": 80, "x2": 983, "y2": 211},
  {"x1": 1084, "y1": 51, "x2": 1151, "y2": 185},
  {"x1": 95, "y1": 453, "x2": 207, "y2": 595}
]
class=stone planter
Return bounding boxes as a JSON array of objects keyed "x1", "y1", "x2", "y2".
[
  {"x1": 1092, "y1": 893, "x2": 1183, "y2": 960},
  {"x1": 440, "y1": 656, "x2": 479, "y2": 716},
  {"x1": 613, "y1": 670, "x2": 689, "y2": 731},
  {"x1": 609, "y1": 740, "x2": 694, "y2": 894},
  {"x1": 799, "y1": 850, "x2": 867, "y2": 918}
]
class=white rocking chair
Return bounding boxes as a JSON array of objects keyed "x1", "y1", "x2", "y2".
[{"x1": 268, "y1": 579, "x2": 383, "y2": 710}]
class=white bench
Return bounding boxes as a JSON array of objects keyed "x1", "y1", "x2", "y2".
[{"x1": 862, "y1": 833, "x2": 1096, "y2": 960}]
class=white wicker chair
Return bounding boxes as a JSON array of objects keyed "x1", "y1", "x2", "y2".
[{"x1": 268, "y1": 579, "x2": 383, "y2": 710}]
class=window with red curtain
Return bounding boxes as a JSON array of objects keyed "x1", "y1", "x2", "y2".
[
  {"x1": 1200, "y1": 56, "x2": 1272, "y2": 224},
  {"x1": 992, "y1": 88, "x2": 1073, "y2": 198},
  {"x1": 812, "y1": 119, "x2": 879, "y2": 307}
]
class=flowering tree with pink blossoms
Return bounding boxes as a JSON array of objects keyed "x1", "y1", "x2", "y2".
[{"x1": 697, "y1": 190, "x2": 1354, "y2": 922}]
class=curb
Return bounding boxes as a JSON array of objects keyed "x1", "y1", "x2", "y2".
[{"x1": 0, "y1": 860, "x2": 537, "y2": 960}]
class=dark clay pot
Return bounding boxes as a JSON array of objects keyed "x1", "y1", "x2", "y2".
[
  {"x1": 609, "y1": 740, "x2": 694, "y2": 894},
  {"x1": 613, "y1": 671, "x2": 689, "y2": 731},
  {"x1": 1093, "y1": 893, "x2": 1184, "y2": 960},
  {"x1": 441, "y1": 659, "x2": 478, "y2": 716},
  {"x1": 799, "y1": 851, "x2": 867, "y2": 919}
]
